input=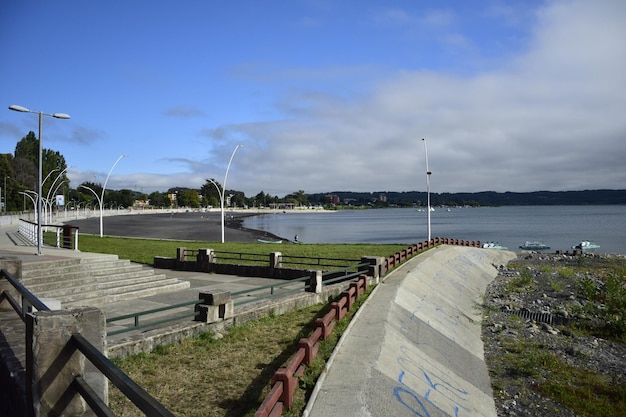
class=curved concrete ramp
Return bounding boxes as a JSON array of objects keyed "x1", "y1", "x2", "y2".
[{"x1": 305, "y1": 245, "x2": 516, "y2": 417}]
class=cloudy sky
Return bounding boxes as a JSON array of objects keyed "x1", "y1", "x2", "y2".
[{"x1": 1, "y1": 0, "x2": 624, "y2": 197}]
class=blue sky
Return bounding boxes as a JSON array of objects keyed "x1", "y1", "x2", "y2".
[{"x1": 2, "y1": 0, "x2": 625, "y2": 197}]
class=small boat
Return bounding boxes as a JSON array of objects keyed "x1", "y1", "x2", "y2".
[
  {"x1": 257, "y1": 239, "x2": 283, "y2": 244},
  {"x1": 482, "y1": 242, "x2": 508, "y2": 250},
  {"x1": 519, "y1": 241, "x2": 550, "y2": 250},
  {"x1": 572, "y1": 241, "x2": 600, "y2": 251}
]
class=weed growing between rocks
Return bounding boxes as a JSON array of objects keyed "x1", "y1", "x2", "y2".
[{"x1": 483, "y1": 252, "x2": 626, "y2": 417}]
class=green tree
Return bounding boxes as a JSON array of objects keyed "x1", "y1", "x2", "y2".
[
  {"x1": 254, "y1": 191, "x2": 267, "y2": 207},
  {"x1": 200, "y1": 179, "x2": 222, "y2": 208},
  {"x1": 284, "y1": 190, "x2": 308, "y2": 207},
  {"x1": 148, "y1": 191, "x2": 170, "y2": 208},
  {"x1": 14, "y1": 131, "x2": 68, "y2": 200},
  {"x1": 228, "y1": 190, "x2": 245, "y2": 208},
  {"x1": 181, "y1": 189, "x2": 200, "y2": 208}
]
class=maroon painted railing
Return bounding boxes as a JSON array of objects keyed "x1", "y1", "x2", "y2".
[
  {"x1": 253, "y1": 237, "x2": 481, "y2": 416},
  {"x1": 254, "y1": 274, "x2": 368, "y2": 417},
  {"x1": 384, "y1": 238, "x2": 481, "y2": 271}
]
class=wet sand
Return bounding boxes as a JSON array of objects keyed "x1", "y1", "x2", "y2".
[{"x1": 65, "y1": 211, "x2": 286, "y2": 243}]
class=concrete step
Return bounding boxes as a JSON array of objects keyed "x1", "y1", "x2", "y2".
[
  {"x1": 41, "y1": 276, "x2": 183, "y2": 304},
  {"x1": 21, "y1": 263, "x2": 150, "y2": 289},
  {"x1": 20, "y1": 256, "x2": 127, "y2": 280},
  {"x1": 30, "y1": 270, "x2": 173, "y2": 299},
  {"x1": 6, "y1": 230, "x2": 35, "y2": 246},
  {"x1": 62, "y1": 280, "x2": 191, "y2": 308},
  {"x1": 17, "y1": 254, "x2": 190, "y2": 310}
]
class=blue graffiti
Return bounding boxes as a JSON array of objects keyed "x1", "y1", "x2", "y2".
[
  {"x1": 394, "y1": 345, "x2": 470, "y2": 416},
  {"x1": 394, "y1": 386, "x2": 432, "y2": 417}
]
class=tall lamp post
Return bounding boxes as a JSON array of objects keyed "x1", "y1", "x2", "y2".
[
  {"x1": 210, "y1": 144, "x2": 243, "y2": 243},
  {"x1": 9, "y1": 104, "x2": 70, "y2": 255},
  {"x1": 422, "y1": 138, "x2": 432, "y2": 241}
]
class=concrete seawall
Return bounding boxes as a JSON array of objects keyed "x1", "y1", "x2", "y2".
[{"x1": 306, "y1": 245, "x2": 516, "y2": 417}]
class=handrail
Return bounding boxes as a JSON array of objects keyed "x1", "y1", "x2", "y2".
[
  {"x1": 71, "y1": 334, "x2": 176, "y2": 417},
  {"x1": 1, "y1": 268, "x2": 50, "y2": 317},
  {"x1": 105, "y1": 274, "x2": 314, "y2": 335},
  {"x1": 280, "y1": 254, "x2": 360, "y2": 267},
  {"x1": 231, "y1": 274, "x2": 311, "y2": 298},
  {"x1": 105, "y1": 260, "x2": 366, "y2": 335},
  {"x1": 0, "y1": 268, "x2": 175, "y2": 416},
  {"x1": 18, "y1": 218, "x2": 80, "y2": 250}
]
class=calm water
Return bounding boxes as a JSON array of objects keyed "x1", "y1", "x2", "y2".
[{"x1": 243, "y1": 206, "x2": 626, "y2": 253}]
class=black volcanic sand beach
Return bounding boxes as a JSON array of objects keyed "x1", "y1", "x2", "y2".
[{"x1": 64, "y1": 211, "x2": 286, "y2": 243}]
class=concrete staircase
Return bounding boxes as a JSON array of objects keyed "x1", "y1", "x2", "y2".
[{"x1": 19, "y1": 255, "x2": 190, "y2": 309}]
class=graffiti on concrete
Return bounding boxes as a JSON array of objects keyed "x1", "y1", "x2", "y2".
[
  {"x1": 394, "y1": 345, "x2": 471, "y2": 417},
  {"x1": 391, "y1": 251, "x2": 491, "y2": 416}
]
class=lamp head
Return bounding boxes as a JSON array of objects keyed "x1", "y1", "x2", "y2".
[
  {"x1": 53, "y1": 113, "x2": 71, "y2": 119},
  {"x1": 9, "y1": 104, "x2": 30, "y2": 112}
]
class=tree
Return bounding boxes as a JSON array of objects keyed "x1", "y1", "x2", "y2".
[
  {"x1": 180, "y1": 189, "x2": 200, "y2": 208},
  {"x1": 200, "y1": 179, "x2": 222, "y2": 208},
  {"x1": 254, "y1": 191, "x2": 267, "y2": 207},
  {"x1": 14, "y1": 131, "x2": 68, "y2": 201},
  {"x1": 284, "y1": 190, "x2": 308, "y2": 207},
  {"x1": 14, "y1": 131, "x2": 38, "y2": 166},
  {"x1": 0, "y1": 154, "x2": 15, "y2": 211},
  {"x1": 148, "y1": 191, "x2": 170, "y2": 208},
  {"x1": 228, "y1": 190, "x2": 245, "y2": 208}
]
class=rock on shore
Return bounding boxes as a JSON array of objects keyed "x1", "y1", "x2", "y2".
[{"x1": 482, "y1": 251, "x2": 626, "y2": 416}]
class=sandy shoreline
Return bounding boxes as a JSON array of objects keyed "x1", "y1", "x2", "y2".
[{"x1": 64, "y1": 210, "x2": 294, "y2": 243}]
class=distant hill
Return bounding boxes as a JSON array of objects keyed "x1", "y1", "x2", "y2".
[{"x1": 307, "y1": 189, "x2": 626, "y2": 207}]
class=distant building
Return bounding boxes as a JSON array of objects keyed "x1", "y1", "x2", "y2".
[{"x1": 325, "y1": 194, "x2": 340, "y2": 205}]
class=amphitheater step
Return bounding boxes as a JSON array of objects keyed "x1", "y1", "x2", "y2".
[{"x1": 17, "y1": 254, "x2": 190, "y2": 310}]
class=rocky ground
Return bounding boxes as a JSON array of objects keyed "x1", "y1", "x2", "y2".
[{"x1": 482, "y1": 251, "x2": 626, "y2": 417}]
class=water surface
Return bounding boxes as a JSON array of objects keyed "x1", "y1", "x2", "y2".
[{"x1": 243, "y1": 206, "x2": 626, "y2": 253}]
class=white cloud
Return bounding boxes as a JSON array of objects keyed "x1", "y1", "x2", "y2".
[{"x1": 68, "y1": 0, "x2": 626, "y2": 197}]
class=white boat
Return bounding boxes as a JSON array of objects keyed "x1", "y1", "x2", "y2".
[
  {"x1": 519, "y1": 241, "x2": 550, "y2": 250},
  {"x1": 482, "y1": 242, "x2": 508, "y2": 250},
  {"x1": 257, "y1": 239, "x2": 283, "y2": 244},
  {"x1": 572, "y1": 241, "x2": 600, "y2": 251}
]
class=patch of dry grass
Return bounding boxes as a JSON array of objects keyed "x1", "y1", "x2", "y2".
[{"x1": 109, "y1": 305, "x2": 324, "y2": 416}]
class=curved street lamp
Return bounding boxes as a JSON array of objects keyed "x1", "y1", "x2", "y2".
[
  {"x1": 209, "y1": 145, "x2": 243, "y2": 243},
  {"x1": 9, "y1": 104, "x2": 70, "y2": 255},
  {"x1": 422, "y1": 138, "x2": 432, "y2": 241},
  {"x1": 81, "y1": 154, "x2": 127, "y2": 237},
  {"x1": 45, "y1": 166, "x2": 73, "y2": 224}
]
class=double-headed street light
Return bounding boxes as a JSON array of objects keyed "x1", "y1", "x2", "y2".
[{"x1": 9, "y1": 104, "x2": 70, "y2": 255}]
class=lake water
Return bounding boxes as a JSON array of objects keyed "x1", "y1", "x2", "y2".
[{"x1": 243, "y1": 206, "x2": 626, "y2": 253}]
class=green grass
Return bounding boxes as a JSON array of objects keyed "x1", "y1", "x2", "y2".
[
  {"x1": 506, "y1": 269, "x2": 536, "y2": 293},
  {"x1": 49, "y1": 232, "x2": 409, "y2": 415},
  {"x1": 489, "y1": 256, "x2": 626, "y2": 417},
  {"x1": 497, "y1": 336, "x2": 626, "y2": 417},
  {"x1": 109, "y1": 287, "x2": 373, "y2": 417},
  {"x1": 66, "y1": 233, "x2": 411, "y2": 266}
]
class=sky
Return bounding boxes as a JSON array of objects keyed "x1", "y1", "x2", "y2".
[{"x1": 1, "y1": 0, "x2": 625, "y2": 197}]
